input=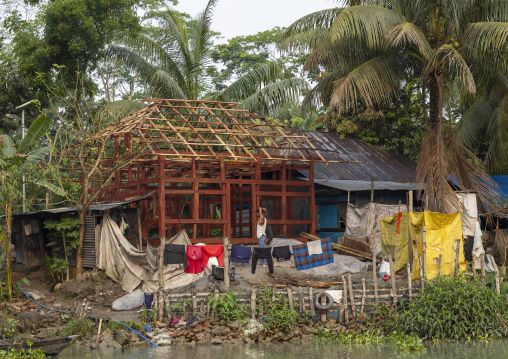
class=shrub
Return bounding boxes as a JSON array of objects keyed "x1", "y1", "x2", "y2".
[
  {"x1": 209, "y1": 292, "x2": 248, "y2": 324},
  {"x1": 256, "y1": 287, "x2": 300, "y2": 333},
  {"x1": 381, "y1": 274, "x2": 508, "y2": 340},
  {"x1": 59, "y1": 318, "x2": 95, "y2": 339}
]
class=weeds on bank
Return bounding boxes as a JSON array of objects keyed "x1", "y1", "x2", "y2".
[
  {"x1": 256, "y1": 286, "x2": 302, "y2": 333},
  {"x1": 0, "y1": 340, "x2": 45, "y2": 358},
  {"x1": 209, "y1": 292, "x2": 248, "y2": 324},
  {"x1": 58, "y1": 318, "x2": 95, "y2": 339}
]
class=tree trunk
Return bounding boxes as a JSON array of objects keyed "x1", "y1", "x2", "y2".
[
  {"x1": 76, "y1": 209, "x2": 86, "y2": 279},
  {"x1": 5, "y1": 203, "x2": 12, "y2": 300}
]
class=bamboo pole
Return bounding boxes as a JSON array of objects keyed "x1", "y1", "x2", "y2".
[
  {"x1": 372, "y1": 205, "x2": 379, "y2": 305},
  {"x1": 342, "y1": 275, "x2": 349, "y2": 324},
  {"x1": 223, "y1": 236, "x2": 230, "y2": 290},
  {"x1": 361, "y1": 278, "x2": 366, "y2": 313},
  {"x1": 388, "y1": 254, "x2": 397, "y2": 305},
  {"x1": 419, "y1": 254, "x2": 424, "y2": 288},
  {"x1": 152, "y1": 292, "x2": 158, "y2": 322},
  {"x1": 438, "y1": 254, "x2": 443, "y2": 276},
  {"x1": 94, "y1": 318, "x2": 103, "y2": 349},
  {"x1": 137, "y1": 207, "x2": 143, "y2": 250},
  {"x1": 454, "y1": 239, "x2": 461, "y2": 277},
  {"x1": 192, "y1": 289, "x2": 197, "y2": 317},
  {"x1": 250, "y1": 287, "x2": 256, "y2": 320},
  {"x1": 371, "y1": 177, "x2": 374, "y2": 202},
  {"x1": 492, "y1": 257, "x2": 501, "y2": 295},
  {"x1": 407, "y1": 263, "x2": 412, "y2": 303},
  {"x1": 320, "y1": 294, "x2": 327, "y2": 322},
  {"x1": 287, "y1": 287, "x2": 293, "y2": 309},
  {"x1": 158, "y1": 236, "x2": 165, "y2": 289},
  {"x1": 309, "y1": 287, "x2": 315, "y2": 318},
  {"x1": 348, "y1": 273, "x2": 355, "y2": 315},
  {"x1": 481, "y1": 253, "x2": 486, "y2": 283},
  {"x1": 473, "y1": 255, "x2": 477, "y2": 278},
  {"x1": 158, "y1": 289, "x2": 164, "y2": 322}
]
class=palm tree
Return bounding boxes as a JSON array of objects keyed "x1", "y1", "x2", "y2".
[
  {"x1": 279, "y1": 0, "x2": 508, "y2": 211},
  {"x1": 108, "y1": 0, "x2": 306, "y2": 115}
]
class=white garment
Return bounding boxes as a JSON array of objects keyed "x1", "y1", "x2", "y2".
[
  {"x1": 457, "y1": 193, "x2": 477, "y2": 236},
  {"x1": 325, "y1": 290, "x2": 343, "y2": 304},
  {"x1": 472, "y1": 220, "x2": 485, "y2": 270},
  {"x1": 307, "y1": 240, "x2": 323, "y2": 256},
  {"x1": 206, "y1": 257, "x2": 220, "y2": 272},
  {"x1": 256, "y1": 217, "x2": 267, "y2": 238}
]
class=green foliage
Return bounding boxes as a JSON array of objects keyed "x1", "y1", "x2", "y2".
[
  {"x1": 0, "y1": 347, "x2": 45, "y2": 359},
  {"x1": 256, "y1": 286, "x2": 300, "y2": 333},
  {"x1": 380, "y1": 274, "x2": 508, "y2": 340},
  {"x1": 44, "y1": 215, "x2": 81, "y2": 262},
  {"x1": 0, "y1": 314, "x2": 20, "y2": 338},
  {"x1": 46, "y1": 256, "x2": 68, "y2": 283},
  {"x1": 209, "y1": 292, "x2": 248, "y2": 324},
  {"x1": 59, "y1": 318, "x2": 95, "y2": 339},
  {"x1": 140, "y1": 307, "x2": 158, "y2": 324},
  {"x1": 386, "y1": 331, "x2": 426, "y2": 352}
]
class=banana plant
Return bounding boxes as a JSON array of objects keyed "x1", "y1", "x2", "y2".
[{"x1": 0, "y1": 114, "x2": 67, "y2": 300}]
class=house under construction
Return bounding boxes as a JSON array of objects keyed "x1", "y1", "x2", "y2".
[{"x1": 74, "y1": 99, "x2": 343, "y2": 245}]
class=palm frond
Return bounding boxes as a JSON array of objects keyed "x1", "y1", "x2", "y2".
[
  {"x1": 239, "y1": 78, "x2": 309, "y2": 116},
  {"x1": 456, "y1": 97, "x2": 492, "y2": 146},
  {"x1": 97, "y1": 100, "x2": 147, "y2": 124},
  {"x1": 416, "y1": 127, "x2": 500, "y2": 213},
  {"x1": 149, "y1": 70, "x2": 187, "y2": 99},
  {"x1": 278, "y1": 8, "x2": 345, "y2": 52},
  {"x1": 302, "y1": 70, "x2": 343, "y2": 109},
  {"x1": 475, "y1": 0, "x2": 508, "y2": 22},
  {"x1": 426, "y1": 44, "x2": 476, "y2": 95},
  {"x1": 329, "y1": 5, "x2": 404, "y2": 52},
  {"x1": 385, "y1": 22, "x2": 433, "y2": 62},
  {"x1": 213, "y1": 63, "x2": 286, "y2": 103},
  {"x1": 465, "y1": 22, "x2": 508, "y2": 72},
  {"x1": 329, "y1": 55, "x2": 404, "y2": 115}
]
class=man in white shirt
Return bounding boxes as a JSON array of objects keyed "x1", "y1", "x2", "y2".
[{"x1": 257, "y1": 207, "x2": 268, "y2": 267}]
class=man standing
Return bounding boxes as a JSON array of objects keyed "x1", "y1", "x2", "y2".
[{"x1": 257, "y1": 207, "x2": 268, "y2": 267}]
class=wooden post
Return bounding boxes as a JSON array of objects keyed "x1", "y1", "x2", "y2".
[
  {"x1": 407, "y1": 263, "x2": 412, "y2": 303},
  {"x1": 481, "y1": 253, "x2": 486, "y2": 283},
  {"x1": 438, "y1": 254, "x2": 443, "y2": 276},
  {"x1": 348, "y1": 273, "x2": 355, "y2": 314},
  {"x1": 347, "y1": 189, "x2": 350, "y2": 203},
  {"x1": 287, "y1": 287, "x2": 293, "y2": 309},
  {"x1": 250, "y1": 287, "x2": 257, "y2": 320},
  {"x1": 158, "y1": 236, "x2": 165, "y2": 289},
  {"x1": 422, "y1": 238, "x2": 427, "y2": 284},
  {"x1": 158, "y1": 288, "x2": 164, "y2": 321},
  {"x1": 223, "y1": 236, "x2": 230, "y2": 290},
  {"x1": 371, "y1": 176, "x2": 374, "y2": 202},
  {"x1": 152, "y1": 292, "x2": 158, "y2": 322},
  {"x1": 320, "y1": 294, "x2": 327, "y2": 322},
  {"x1": 309, "y1": 162, "x2": 316, "y2": 235},
  {"x1": 158, "y1": 155, "x2": 166, "y2": 241},
  {"x1": 361, "y1": 278, "x2": 366, "y2": 313},
  {"x1": 492, "y1": 257, "x2": 501, "y2": 295},
  {"x1": 454, "y1": 239, "x2": 461, "y2": 277},
  {"x1": 418, "y1": 254, "x2": 424, "y2": 288},
  {"x1": 192, "y1": 289, "x2": 197, "y2": 317},
  {"x1": 309, "y1": 287, "x2": 315, "y2": 318},
  {"x1": 137, "y1": 207, "x2": 143, "y2": 250},
  {"x1": 94, "y1": 318, "x2": 103, "y2": 349},
  {"x1": 408, "y1": 190, "x2": 413, "y2": 211},
  {"x1": 342, "y1": 275, "x2": 349, "y2": 324},
  {"x1": 388, "y1": 254, "x2": 397, "y2": 305},
  {"x1": 372, "y1": 205, "x2": 379, "y2": 305},
  {"x1": 473, "y1": 255, "x2": 477, "y2": 278}
]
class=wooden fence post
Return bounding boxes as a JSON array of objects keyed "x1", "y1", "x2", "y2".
[
  {"x1": 223, "y1": 236, "x2": 230, "y2": 290},
  {"x1": 492, "y1": 257, "x2": 501, "y2": 295},
  {"x1": 407, "y1": 263, "x2": 412, "y2": 303},
  {"x1": 454, "y1": 239, "x2": 461, "y2": 277},
  {"x1": 388, "y1": 254, "x2": 397, "y2": 305},
  {"x1": 438, "y1": 254, "x2": 443, "y2": 276}
]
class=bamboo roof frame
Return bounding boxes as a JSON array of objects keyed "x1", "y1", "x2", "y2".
[{"x1": 76, "y1": 99, "x2": 358, "y2": 165}]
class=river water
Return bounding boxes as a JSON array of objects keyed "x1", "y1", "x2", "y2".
[{"x1": 58, "y1": 340, "x2": 508, "y2": 358}]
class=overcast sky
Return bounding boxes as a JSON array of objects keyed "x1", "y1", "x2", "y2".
[{"x1": 174, "y1": 0, "x2": 337, "y2": 41}]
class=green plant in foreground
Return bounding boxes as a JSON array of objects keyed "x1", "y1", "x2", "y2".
[
  {"x1": 380, "y1": 274, "x2": 508, "y2": 340},
  {"x1": 0, "y1": 348, "x2": 46, "y2": 359},
  {"x1": 256, "y1": 287, "x2": 300, "y2": 333},
  {"x1": 386, "y1": 331, "x2": 425, "y2": 351},
  {"x1": 209, "y1": 292, "x2": 248, "y2": 324}
]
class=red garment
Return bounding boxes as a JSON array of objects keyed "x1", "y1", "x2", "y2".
[
  {"x1": 202, "y1": 245, "x2": 224, "y2": 268},
  {"x1": 184, "y1": 245, "x2": 205, "y2": 274},
  {"x1": 396, "y1": 212, "x2": 403, "y2": 234}
]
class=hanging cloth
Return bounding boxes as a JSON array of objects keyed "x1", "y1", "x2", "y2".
[
  {"x1": 202, "y1": 245, "x2": 224, "y2": 268},
  {"x1": 307, "y1": 240, "x2": 323, "y2": 256},
  {"x1": 184, "y1": 245, "x2": 205, "y2": 274}
]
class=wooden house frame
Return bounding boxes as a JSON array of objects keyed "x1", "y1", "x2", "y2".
[{"x1": 72, "y1": 99, "x2": 349, "y2": 244}]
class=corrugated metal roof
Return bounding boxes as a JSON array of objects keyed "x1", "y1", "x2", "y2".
[
  {"x1": 293, "y1": 132, "x2": 417, "y2": 185},
  {"x1": 8, "y1": 193, "x2": 153, "y2": 218},
  {"x1": 313, "y1": 179, "x2": 421, "y2": 191}
]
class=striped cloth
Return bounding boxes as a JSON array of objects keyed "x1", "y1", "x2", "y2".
[
  {"x1": 292, "y1": 238, "x2": 334, "y2": 271},
  {"x1": 146, "y1": 242, "x2": 159, "y2": 270}
]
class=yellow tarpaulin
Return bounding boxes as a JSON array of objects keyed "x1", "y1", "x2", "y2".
[
  {"x1": 381, "y1": 211, "x2": 466, "y2": 280},
  {"x1": 380, "y1": 212, "x2": 410, "y2": 274}
]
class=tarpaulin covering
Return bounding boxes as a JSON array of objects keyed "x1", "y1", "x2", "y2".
[
  {"x1": 381, "y1": 212, "x2": 410, "y2": 274},
  {"x1": 97, "y1": 213, "x2": 204, "y2": 292},
  {"x1": 410, "y1": 211, "x2": 466, "y2": 280},
  {"x1": 346, "y1": 203, "x2": 408, "y2": 255}
]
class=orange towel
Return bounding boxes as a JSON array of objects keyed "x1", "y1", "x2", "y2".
[
  {"x1": 396, "y1": 212, "x2": 403, "y2": 234},
  {"x1": 202, "y1": 245, "x2": 224, "y2": 267}
]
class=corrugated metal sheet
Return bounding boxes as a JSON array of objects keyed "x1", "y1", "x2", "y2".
[
  {"x1": 83, "y1": 215, "x2": 96, "y2": 268},
  {"x1": 313, "y1": 179, "x2": 421, "y2": 191},
  {"x1": 292, "y1": 132, "x2": 417, "y2": 186},
  {"x1": 8, "y1": 192, "x2": 153, "y2": 218}
]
